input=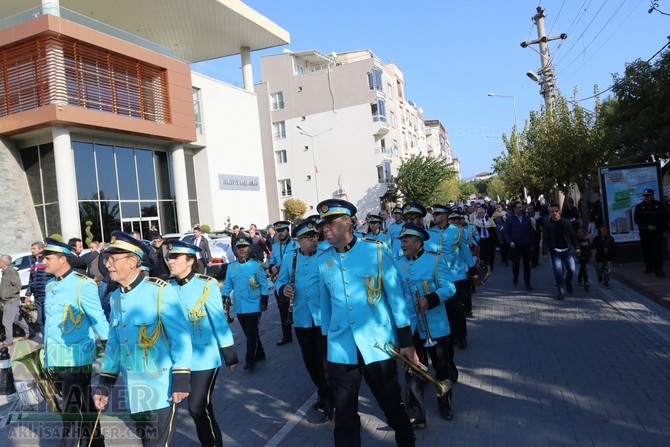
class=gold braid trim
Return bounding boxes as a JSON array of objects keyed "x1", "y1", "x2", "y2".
[
  {"x1": 138, "y1": 285, "x2": 167, "y2": 365},
  {"x1": 366, "y1": 243, "x2": 383, "y2": 306},
  {"x1": 188, "y1": 281, "x2": 210, "y2": 334},
  {"x1": 422, "y1": 280, "x2": 430, "y2": 295},
  {"x1": 61, "y1": 278, "x2": 87, "y2": 334}
]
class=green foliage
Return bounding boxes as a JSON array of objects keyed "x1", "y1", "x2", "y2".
[
  {"x1": 84, "y1": 221, "x2": 94, "y2": 246},
  {"x1": 49, "y1": 233, "x2": 63, "y2": 242},
  {"x1": 393, "y1": 155, "x2": 456, "y2": 204},
  {"x1": 434, "y1": 177, "x2": 461, "y2": 203},
  {"x1": 199, "y1": 224, "x2": 211, "y2": 233},
  {"x1": 494, "y1": 88, "x2": 607, "y2": 196},
  {"x1": 458, "y1": 181, "x2": 477, "y2": 202},
  {"x1": 603, "y1": 49, "x2": 670, "y2": 163},
  {"x1": 283, "y1": 198, "x2": 308, "y2": 222}
]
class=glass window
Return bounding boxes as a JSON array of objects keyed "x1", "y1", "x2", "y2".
[
  {"x1": 44, "y1": 203, "x2": 61, "y2": 236},
  {"x1": 116, "y1": 147, "x2": 139, "y2": 200},
  {"x1": 377, "y1": 162, "x2": 392, "y2": 183},
  {"x1": 121, "y1": 201, "x2": 140, "y2": 219},
  {"x1": 271, "y1": 92, "x2": 284, "y2": 110},
  {"x1": 95, "y1": 145, "x2": 118, "y2": 200},
  {"x1": 155, "y1": 151, "x2": 171, "y2": 200},
  {"x1": 275, "y1": 150, "x2": 287, "y2": 164},
  {"x1": 193, "y1": 87, "x2": 203, "y2": 134},
  {"x1": 21, "y1": 146, "x2": 43, "y2": 205},
  {"x1": 79, "y1": 201, "x2": 103, "y2": 242},
  {"x1": 74, "y1": 142, "x2": 97, "y2": 200},
  {"x1": 141, "y1": 202, "x2": 158, "y2": 218},
  {"x1": 136, "y1": 149, "x2": 157, "y2": 200},
  {"x1": 189, "y1": 201, "x2": 200, "y2": 227},
  {"x1": 100, "y1": 201, "x2": 120, "y2": 240},
  {"x1": 371, "y1": 99, "x2": 387, "y2": 123},
  {"x1": 278, "y1": 179, "x2": 292, "y2": 197},
  {"x1": 368, "y1": 68, "x2": 383, "y2": 91},
  {"x1": 160, "y1": 202, "x2": 177, "y2": 234},
  {"x1": 184, "y1": 154, "x2": 197, "y2": 201},
  {"x1": 40, "y1": 144, "x2": 58, "y2": 204},
  {"x1": 273, "y1": 121, "x2": 286, "y2": 139},
  {"x1": 390, "y1": 111, "x2": 396, "y2": 128}
]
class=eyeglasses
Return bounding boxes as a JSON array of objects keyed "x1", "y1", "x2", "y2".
[
  {"x1": 299, "y1": 234, "x2": 319, "y2": 240},
  {"x1": 104, "y1": 254, "x2": 133, "y2": 266}
]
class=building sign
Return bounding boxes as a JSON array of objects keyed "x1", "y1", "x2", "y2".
[
  {"x1": 218, "y1": 174, "x2": 260, "y2": 191},
  {"x1": 599, "y1": 162, "x2": 662, "y2": 243}
]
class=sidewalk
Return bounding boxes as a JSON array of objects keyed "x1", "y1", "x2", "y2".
[
  {"x1": 1, "y1": 259, "x2": 670, "y2": 446},
  {"x1": 611, "y1": 260, "x2": 670, "y2": 309}
]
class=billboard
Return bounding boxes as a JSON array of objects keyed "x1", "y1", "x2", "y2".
[{"x1": 599, "y1": 162, "x2": 662, "y2": 243}]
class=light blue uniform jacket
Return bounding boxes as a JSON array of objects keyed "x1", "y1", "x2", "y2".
[
  {"x1": 363, "y1": 230, "x2": 392, "y2": 250},
  {"x1": 44, "y1": 270, "x2": 109, "y2": 367},
  {"x1": 275, "y1": 250, "x2": 321, "y2": 328},
  {"x1": 268, "y1": 239, "x2": 298, "y2": 270},
  {"x1": 99, "y1": 275, "x2": 192, "y2": 413},
  {"x1": 170, "y1": 273, "x2": 236, "y2": 371},
  {"x1": 221, "y1": 259, "x2": 269, "y2": 314},
  {"x1": 318, "y1": 238, "x2": 412, "y2": 365},
  {"x1": 395, "y1": 251, "x2": 456, "y2": 339},
  {"x1": 440, "y1": 226, "x2": 475, "y2": 281},
  {"x1": 426, "y1": 225, "x2": 449, "y2": 254},
  {"x1": 387, "y1": 222, "x2": 405, "y2": 256}
]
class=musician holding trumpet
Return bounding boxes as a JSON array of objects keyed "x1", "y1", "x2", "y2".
[
  {"x1": 316, "y1": 199, "x2": 417, "y2": 447},
  {"x1": 395, "y1": 224, "x2": 457, "y2": 426},
  {"x1": 275, "y1": 220, "x2": 333, "y2": 422},
  {"x1": 167, "y1": 240, "x2": 238, "y2": 447},
  {"x1": 268, "y1": 220, "x2": 298, "y2": 347}
]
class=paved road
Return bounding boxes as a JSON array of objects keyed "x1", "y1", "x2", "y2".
[{"x1": 1, "y1": 258, "x2": 669, "y2": 446}]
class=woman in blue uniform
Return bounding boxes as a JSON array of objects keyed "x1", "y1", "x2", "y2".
[{"x1": 167, "y1": 240, "x2": 238, "y2": 447}]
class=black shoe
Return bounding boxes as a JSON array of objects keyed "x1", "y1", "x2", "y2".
[
  {"x1": 566, "y1": 282, "x2": 573, "y2": 294},
  {"x1": 557, "y1": 293, "x2": 564, "y2": 301},
  {"x1": 597, "y1": 275, "x2": 603, "y2": 283},
  {"x1": 312, "y1": 398, "x2": 325, "y2": 411},
  {"x1": 603, "y1": 281, "x2": 610, "y2": 288},
  {"x1": 410, "y1": 418, "x2": 426, "y2": 429},
  {"x1": 243, "y1": 362, "x2": 255, "y2": 372},
  {"x1": 643, "y1": 269, "x2": 653, "y2": 274},
  {"x1": 513, "y1": 278, "x2": 518, "y2": 286},
  {"x1": 525, "y1": 283, "x2": 533, "y2": 291},
  {"x1": 255, "y1": 352, "x2": 266, "y2": 361},
  {"x1": 276, "y1": 338, "x2": 292, "y2": 346},
  {"x1": 321, "y1": 409, "x2": 334, "y2": 423},
  {"x1": 584, "y1": 284, "x2": 589, "y2": 291},
  {"x1": 440, "y1": 407, "x2": 454, "y2": 421},
  {"x1": 457, "y1": 339, "x2": 468, "y2": 350},
  {"x1": 655, "y1": 271, "x2": 666, "y2": 278}
]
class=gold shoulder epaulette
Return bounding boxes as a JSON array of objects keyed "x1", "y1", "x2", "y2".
[
  {"x1": 362, "y1": 239, "x2": 382, "y2": 245},
  {"x1": 73, "y1": 271, "x2": 90, "y2": 280},
  {"x1": 426, "y1": 250, "x2": 441, "y2": 256},
  {"x1": 318, "y1": 246, "x2": 334, "y2": 256},
  {"x1": 196, "y1": 273, "x2": 214, "y2": 281},
  {"x1": 146, "y1": 277, "x2": 168, "y2": 287}
]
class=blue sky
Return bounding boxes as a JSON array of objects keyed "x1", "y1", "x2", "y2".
[{"x1": 193, "y1": 1, "x2": 669, "y2": 179}]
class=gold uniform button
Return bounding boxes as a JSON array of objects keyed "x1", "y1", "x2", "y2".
[
  {"x1": 347, "y1": 293, "x2": 351, "y2": 297},
  {"x1": 348, "y1": 306, "x2": 353, "y2": 311},
  {"x1": 345, "y1": 280, "x2": 349, "y2": 284},
  {"x1": 343, "y1": 267, "x2": 348, "y2": 271},
  {"x1": 127, "y1": 367, "x2": 132, "y2": 371}
]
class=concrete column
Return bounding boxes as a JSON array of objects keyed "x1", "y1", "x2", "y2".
[
  {"x1": 241, "y1": 47, "x2": 253, "y2": 92},
  {"x1": 42, "y1": 0, "x2": 60, "y2": 16},
  {"x1": 52, "y1": 126, "x2": 80, "y2": 239},
  {"x1": 171, "y1": 144, "x2": 192, "y2": 233}
]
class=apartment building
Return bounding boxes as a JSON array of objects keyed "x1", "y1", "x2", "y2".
[
  {"x1": 0, "y1": 1, "x2": 288, "y2": 252},
  {"x1": 256, "y1": 49, "x2": 433, "y2": 221}
]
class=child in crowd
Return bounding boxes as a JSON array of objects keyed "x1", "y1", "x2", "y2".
[
  {"x1": 576, "y1": 228, "x2": 592, "y2": 291},
  {"x1": 592, "y1": 224, "x2": 616, "y2": 288}
]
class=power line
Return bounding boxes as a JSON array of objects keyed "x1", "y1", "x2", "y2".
[
  {"x1": 548, "y1": 0, "x2": 567, "y2": 35},
  {"x1": 555, "y1": 0, "x2": 610, "y2": 67}
]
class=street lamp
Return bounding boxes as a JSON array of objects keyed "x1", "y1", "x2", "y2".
[
  {"x1": 487, "y1": 92, "x2": 519, "y2": 132},
  {"x1": 296, "y1": 125, "x2": 335, "y2": 204}
]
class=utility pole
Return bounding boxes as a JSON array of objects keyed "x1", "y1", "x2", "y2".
[{"x1": 521, "y1": 7, "x2": 567, "y2": 110}]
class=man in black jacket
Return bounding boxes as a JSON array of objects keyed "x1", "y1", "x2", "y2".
[
  {"x1": 542, "y1": 203, "x2": 580, "y2": 300},
  {"x1": 634, "y1": 188, "x2": 668, "y2": 278}
]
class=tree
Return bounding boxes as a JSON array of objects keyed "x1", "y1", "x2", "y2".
[
  {"x1": 603, "y1": 48, "x2": 670, "y2": 164},
  {"x1": 393, "y1": 154, "x2": 456, "y2": 204},
  {"x1": 283, "y1": 198, "x2": 307, "y2": 222},
  {"x1": 458, "y1": 181, "x2": 477, "y2": 202}
]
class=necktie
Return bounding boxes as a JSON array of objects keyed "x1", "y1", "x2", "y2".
[{"x1": 481, "y1": 219, "x2": 489, "y2": 238}]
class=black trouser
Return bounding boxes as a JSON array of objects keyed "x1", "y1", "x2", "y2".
[
  {"x1": 195, "y1": 259, "x2": 207, "y2": 274},
  {"x1": 405, "y1": 333, "x2": 454, "y2": 423},
  {"x1": 499, "y1": 243, "x2": 509, "y2": 265},
  {"x1": 446, "y1": 280, "x2": 469, "y2": 342},
  {"x1": 53, "y1": 366, "x2": 104, "y2": 447},
  {"x1": 276, "y1": 291, "x2": 292, "y2": 341},
  {"x1": 295, "y1": 325, "x2": 332, "y2": 411},
  {"x1": 237, "y1": 312, "x2": 265, "y2": 364},
  {"x1": 189, "y1": 368, "x2": 223, "y2": 447},
  {"x1": 531, "y1": 230, "x2": 542, "y2": 266},
  {"x1": 478, "y1": 237, "x2": 496, "y2": 271},
  {"x1": 577, "y1": 259, "x2": 590, "y2": 284},
  {"x1": 640, "y1": 230, "x2": 664, "y2": 273},
  {"x1": 131, "y1": 405, "x2": 178, "y2": 447},
  {"x1": 328, "y1": 355, "x2": 415, "y2": 447},
  {"x1": 510, "y1": 243, "x2": 532, "y2": 285}
]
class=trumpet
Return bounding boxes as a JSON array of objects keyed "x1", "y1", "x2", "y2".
[
  {"x1": 408, "y1": 280, "x2": 437, "y2": 348},
  {"x1": 375, "y1": 341, "x2": 450, "y2": 397},
  {"x1": 223, "y1": 296, "x2": 234, "y2": 324},
  {"x1": 12, "y1": 345, "x2": 62, "y2": 413}
]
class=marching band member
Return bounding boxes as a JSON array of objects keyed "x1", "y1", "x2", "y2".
[
  {"x1": 167, "y1": 240, "x2": 238, "y2": 447},
  {"x1": 387, "y1": 207, "x2": 405, "y2": 257},
  {"x1": 268, "y1": 220, "x2": 298, "y2": 346},
  {"x1": 275, "y1": 220, "x2": 334, "y2": 422},
  {"x1": 395, "y1": 224, "x2": 456, "y2": 426},
  {"x1": 363, "y1": 214, "x2": 392, "y2": 249},
  {"x1": 402, "y1": 203, "x2": 427, "y2": 229},
  {"x1": 93, "y1": 231, "x2": 192, "y2": 447},
  {"x1": 426, "y1": 204, "x2": 452, "y2": 254},
  {"x1": 42, "y1": 237, "x2": 109, "y2": 447},
  {"x1": 221, "y1": 236, "x2": 269, "y2": 372},
  {"x1": 317, "y1": 199, "x2": 417, "y2": 447}
]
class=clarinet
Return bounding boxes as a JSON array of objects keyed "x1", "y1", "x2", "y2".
[
  {"x1": 284, "y1": 251, "x2": 298, "y2": 325},
  {"x1": 223, "y1": 296, "x2": 234, "y2": 324}
]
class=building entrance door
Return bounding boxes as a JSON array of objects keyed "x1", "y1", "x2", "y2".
[{"x1": 121, "y1": 218, "x2": 159, "y2": 240}]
